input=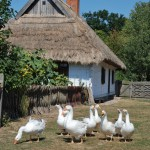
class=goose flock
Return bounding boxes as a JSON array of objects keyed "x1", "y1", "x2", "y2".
[{"x1": 14, "y1": 104, "x2": 134, "y2": 144}]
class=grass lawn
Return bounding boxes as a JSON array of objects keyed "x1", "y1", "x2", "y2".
[{"x1": 0, "y1": 98, "x2": 150, "y2": 150}]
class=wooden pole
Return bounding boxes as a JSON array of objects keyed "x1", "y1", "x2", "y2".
[
  {"x1": 129, "y1": 82, "x2": 132, "y2": 99},
  {"x1": 0, "y1": 73, "x2": 4, "y2": 127}
]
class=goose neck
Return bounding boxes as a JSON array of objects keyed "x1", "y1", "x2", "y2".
[
  {"x1": 65, "y1": 108, "x2": 73, "y2": 122},
  {"x1": 118, "y1": 113, "x2": 123, "y2": 121},
  {"x1": 16, "y1": 126, "x2": 25, "y2": 140},
  {"x1": 58, "y1": 108, "x2": 63, "y2": 117},
  {"x1": 64, "y1": 109, "x2": 73, "y2": 128},
  {"x1": 94, "y1": 108, "x2": 98, "y2": 117},
  {"x1": 125, "y1": 113, "x2": 130, "y2": 124},
  {"x1": 90, "y1": 109, "x2": 94, "y2": 119}
]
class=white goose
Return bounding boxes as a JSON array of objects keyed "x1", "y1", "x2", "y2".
[
  {"x1": 114, "y1": 109, "x2": 125, "y2": 135},
  {"x1": 82, "y1": 105, "x2": 96, "y2": 136},
  {"x1": 94, "y1": 104, "x2": 101, "y2": 132},
  {"x1": 56, "y1": 104, "x2": 66, "y2": 136},
  {"x1": 63, "y1": 105, "x2": 87, "y2": 144},
  {"x1": 121, "y1": 109, "x2": 134, "y2": 142},
  {"x1": 101, "y1": 110, "x2": 116, "y2": 141},
  {"x1": 14, "y1": 117, "x2": 45, "y2": 144}
]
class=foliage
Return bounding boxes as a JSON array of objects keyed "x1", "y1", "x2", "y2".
[
  {"x1": 0, "y1": 0, "x2": 16, "y2": 28},
  {"x1": 0, "y1": 45, "x2": 70, "y2": 91},
  {"x1": 82, "y1": 10, "x2": 126, "y2": 34},
  {"x1": 2, "y1": 112, "x2": 10, "y2": 127},
  {"x1": 120, "y1": 2, "x2": 150, "y2": 81}
]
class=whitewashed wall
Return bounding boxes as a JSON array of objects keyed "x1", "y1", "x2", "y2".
[
  {"x1": 69, "y1": 63, "x2": 116, "y2": 99},
  {"x1": 91, "y1": 63, "x2": 116, "y2": 98},
  {"x1": 69, "y1": 64, "x2": 92, "y2": 87}
]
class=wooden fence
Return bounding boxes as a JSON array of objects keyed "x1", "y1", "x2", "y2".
[
  {"x1": 2, "y1": 86, "x2": 89, "y2": 119},
  {"x1": 116, "y1": 81, "x2": 150, "y2": 98}
]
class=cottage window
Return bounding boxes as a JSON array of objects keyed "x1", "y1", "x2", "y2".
[
  {"x1": 42, "y1": 1, "x2": 46, "y2": 5},
  {"x1": 112, "y1": 70, "x2": 115, "y2": 84},
  {"x1": 101, "y1": 67, "x2": 105, "y2": 84},
  {"x1": 55, "y1": 61, "x2": 69, "y2": 77}
]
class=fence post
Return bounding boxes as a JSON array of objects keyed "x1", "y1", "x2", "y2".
[
  {"x1": 0, "y1": 73, "x2": 4, "y2": 127},
  {"x1": 129, "y1": 83, "x2": 132, "y2": 99}
]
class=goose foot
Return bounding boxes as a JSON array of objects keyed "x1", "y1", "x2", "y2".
[
  {"x1": 27, "y1": 135, "x2": 33, "y2": 143},
  {"x1": 68, "y1": 137, "x2": 74, "y2": 144},
  {"x1": 58, "y1": 133, "x2": 63, "y2": 136},
  {"x1": 78, "y1": 138, "x2": 83, "y2": 144},
  {"x1": 26, "y1": 140, "x2": 32, "y2": 143},
  {"x1": 36, "y1": 135, "x2": 40, "y2": 142}
]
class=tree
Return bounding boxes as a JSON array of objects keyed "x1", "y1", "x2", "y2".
[
  {"x1": 0, "y1": 0, "x2": 15, "y2": 28},
  {"x1": 120, "y1": 2, "x2": 150, "y2": 81},
  {"x1": 82, "y1": 10, "x2": 126, "y2": 34}
]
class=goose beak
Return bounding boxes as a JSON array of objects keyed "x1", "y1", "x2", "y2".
[
  {"x1": 61, "y1": 111, "x2": 65, "y2": 116},
  {"x1": 63, "y1": 108, "x2": 67, "y2": 111},
  {"x1": 14, "y1": 139, "x2": 18, "y2": 144},
  {"x1": 101, "y1": 112, "x2": 104, "y2": 116}
]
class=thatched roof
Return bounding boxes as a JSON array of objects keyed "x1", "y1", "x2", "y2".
[{"x1": 7, "y1": 0, "x2": 126, "y2": 69}]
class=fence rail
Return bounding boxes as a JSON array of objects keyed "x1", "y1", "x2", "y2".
[{"x1": 116, "y1": 81, "x2": 150, "y2": 98}]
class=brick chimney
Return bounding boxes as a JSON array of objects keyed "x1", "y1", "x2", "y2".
[{"x1": 66, "y1": 0, "x2": 80, "y2": 15}]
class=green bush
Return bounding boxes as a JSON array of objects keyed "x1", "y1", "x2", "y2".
[{"x1": 2, "y1": 112, "x2": 10, "y2": 127}]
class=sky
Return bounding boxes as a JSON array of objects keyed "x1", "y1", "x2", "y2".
[{"x1": 11, "y1": 0, "x2": 149, "y2": 18}]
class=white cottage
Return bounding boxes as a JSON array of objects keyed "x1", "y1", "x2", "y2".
[{"x1": 7, "y1": 0, "x2": 126, "y2": 101}]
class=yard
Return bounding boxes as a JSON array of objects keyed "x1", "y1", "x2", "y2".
[{"x1": 0, "y1": 98, "x2": 150, "y2": 150}]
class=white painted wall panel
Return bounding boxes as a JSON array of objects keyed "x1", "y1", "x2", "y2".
[
  {"x1": 91, "y1": 64, "x2": 101, "y2": 97},
  {"x1": 91, "y1": 64, "x2": 116, "y2": 98},
  {"x1": 69, "y1": 64, "x2": 91, "y2": 87}
]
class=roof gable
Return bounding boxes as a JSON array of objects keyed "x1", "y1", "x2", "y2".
[{"x1": 16, "y1": 0, "x2": 71, "y2": 19}]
